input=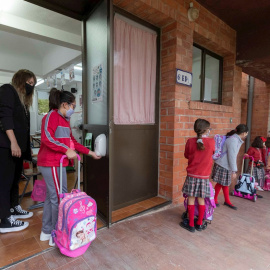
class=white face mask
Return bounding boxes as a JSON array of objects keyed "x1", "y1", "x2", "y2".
[{"x1": 202, "y1": 129, "x2": 210, "y2": 138}]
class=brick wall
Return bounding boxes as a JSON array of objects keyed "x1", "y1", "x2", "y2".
[
  {"x1": 250, "y1": 80, "x2": 270, "y2": 141},
  {"x1": 113, "y1": 0, "x2": 270, "y2": 204}
]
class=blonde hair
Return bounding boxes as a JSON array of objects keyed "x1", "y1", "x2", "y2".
[{"x1": 11, "y1": 69, "x2": 37, "y2": 108}]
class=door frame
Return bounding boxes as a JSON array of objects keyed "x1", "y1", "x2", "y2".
[
  {"x1": 110, "y1": 8, "x2": 161, "y2": 211},
  {"x1": 82, "y1": 2, "x2": 161, "y2": 226},
  {"x1": 81, "y1": 0, "x2": 112, "y2": 226}
]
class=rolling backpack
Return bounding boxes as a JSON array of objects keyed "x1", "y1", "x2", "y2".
[
  {"x1": 52, "y1": 155, "x2": 97, "y2": 257},
  {"x1": 264, "y1": 170, "x2": 270, "y2": 191}
]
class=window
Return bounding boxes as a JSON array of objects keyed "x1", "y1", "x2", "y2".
[
  {"x1": 37, "y1": 91, "x2": 49, "y2": 114},
  {"x1": 192, "y1": 44, "x2": 223, "y2": 104}
]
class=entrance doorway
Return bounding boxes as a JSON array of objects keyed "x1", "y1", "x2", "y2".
[{"x1": 83, "y1": 1, "x2": 170, "y2": 226}]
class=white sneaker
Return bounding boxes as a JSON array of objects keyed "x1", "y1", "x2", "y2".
[
  {"x1": 0, "y1": 216, "x2": 29, "y2": 233},
  {"x1": 49, "y1": 236, "x2": 55, "y2": 247},
  {"x1": 40, "y1": 231, "x2": 51, "y2": 241},
  {"x1": 256, "y1": 186, "x2": 264, "y2": 191},
  {"x1": 11, "y1": 205, "x2": 33, "y2": 219}
]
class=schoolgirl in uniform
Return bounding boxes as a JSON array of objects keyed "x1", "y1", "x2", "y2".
[
  {"x1": 37, "y1": 89, "x2": 101, "y2": 246},
  {"x1": 247, "y1": 136, "x2": 266, "y2": 190},
  {"x1": 180, "y1": 119, "x2": 215, "y2": 233},
  {"x1": 212, "y1": 124, "x2": 248, "y2": 210}
]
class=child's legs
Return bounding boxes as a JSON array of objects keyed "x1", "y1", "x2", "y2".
[
  {"x1": 187, "y1": 197, "x2": 195, "y2": 227},
  {"x1": 197, "y1": 197, "x2": 205, "y2": 225},
  {"x1": 258, "y1": 168, "x2": 265, "y2": 187},
  {"x1": 39, "y1": 166, "x2": 67, "y2": 234},
  {"x1": 214, "y1": 183, "x2": 222, "y2": 203}
]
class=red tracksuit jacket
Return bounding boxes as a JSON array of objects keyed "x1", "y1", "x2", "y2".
[{"x1": 37, "y1": 109, "x2": 89, "y2": 167}]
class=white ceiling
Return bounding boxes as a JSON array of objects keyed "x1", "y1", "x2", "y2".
[
  {"x1": 0, "y1": 0, "x2": 82, "y2": 85},
  {"x1": 1, "y1": 0, "x2": 81, "y2": 35},
  {"x1": 1, "y1": 30, "x2": 63, "y2": 58}
]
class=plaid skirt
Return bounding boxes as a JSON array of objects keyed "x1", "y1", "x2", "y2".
[
  {"x1": 182, "y1": 176, "x2": 210, "y2": 198},
  {"x1": 247, "y1": 166, "x2": 265, "y2": 187},
  {"x1": 212, "y1": 163, "x2": 231, "y2": 186}
]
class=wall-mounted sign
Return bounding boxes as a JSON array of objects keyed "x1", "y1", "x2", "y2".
[
  {"x1": 92, "y1": 64, "x2": 103, "y2": 103},
  {"x1": 176, "y1": 69, "x2": 192, "y2": 87}
]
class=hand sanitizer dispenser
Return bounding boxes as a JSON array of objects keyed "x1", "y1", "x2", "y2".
[{"x1": 94, "y1": 134, "x2": 106, "y2": 157}]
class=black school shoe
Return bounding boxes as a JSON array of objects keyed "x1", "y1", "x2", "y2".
[
  {"x1": 0, "y1": 216, "x2": 29, "y2": 233},
  {"x1": 179, "y1": 219, "x2": 195, "y2": 233},
  {"x1": 194, "y1": 218, "x2": 207, "y2": 231},
  {"x1": 10, "y1": 205, "x2": 33, "y2": 219},
  {"x1": 224, "y1": 202, "x2": 237, "y2": 210}
]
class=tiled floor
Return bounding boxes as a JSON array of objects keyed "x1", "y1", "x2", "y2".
[
  {"x1": 3, "y1": 189, "x2": 270, "y2": 270},
  {"x1": 0, "y1": 171, "x2": 105, "y2": 268},
  {"x1": 0, "y1": 170, "x2": 168, "y2": 268}
]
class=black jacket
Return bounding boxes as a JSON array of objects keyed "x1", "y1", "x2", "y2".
[{"x1": 0, "y1": 84, "x2": 29, "y2": 155}]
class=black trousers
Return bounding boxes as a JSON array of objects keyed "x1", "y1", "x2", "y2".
[
  {"x1": 0, "y1": 148, "x2": 23, "y2": 219},
  {"x1": 10, "y1": 156, "x2": 23, "y2": 209}
]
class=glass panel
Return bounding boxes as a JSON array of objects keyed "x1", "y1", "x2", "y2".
[
  {"x1": 86, "y1": 0, "x2": 107, "y2": 125},
  {"x1": 204, "y1": 54, "x2": 220, "y2": 102},
  {"x1": 191, "y1": 46, "x2": 202, "y2": 101}
]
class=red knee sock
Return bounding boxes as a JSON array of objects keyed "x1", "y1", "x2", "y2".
[
  {"x1": 188, "y1": 205, "x2": 195, "y2": 227},
  {"x1": 222, "y1": 186, "x2": 234, "y2": 205},
  {"x1": 214, "y1": 183, "x2": 222, "y2": 204},
  {"x1": 197, "y1": 205, "x2": 205, "y2": 226}
]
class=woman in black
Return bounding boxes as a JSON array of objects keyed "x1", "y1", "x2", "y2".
[{"x1": 0, "y1": 69, "x2": 36, "y2": 233}]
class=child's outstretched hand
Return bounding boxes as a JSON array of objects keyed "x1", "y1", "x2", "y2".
[
  {"x1": 66, "y1": 148, "x2": 78, "y2": 159},
  {"x1": 88, "y1": 150, "x2": 102, "y2": 159}
]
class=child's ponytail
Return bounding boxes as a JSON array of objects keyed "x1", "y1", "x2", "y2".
[
  {"x1": 49, "y1": 88, "x2": 61, "y2": 111},
  {"x1": 49, "y1": 88, "x2": 75, "y2": 111},
  {"x1": 194, "y1": 118, "x2": 210, "y2": 150}
]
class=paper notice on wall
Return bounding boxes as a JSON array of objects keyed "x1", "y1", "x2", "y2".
[
  {"x1": 53, "y1": 74, "x2": 57, "y2": 88},
  {"x1": 92, "y1": 64, "x2": 103, "y2": 103},
  {"x1": 204, "y1": 78, "x2": 212, "y2": 101},
  {"x1": 69, "y1": 65, "x2": 75, "y2": 81},
  {"x1": 61, "y1": 71, "x2": 66, "y2": 86}
]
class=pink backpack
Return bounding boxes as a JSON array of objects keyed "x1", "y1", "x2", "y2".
[
  {"x1": 264, "y1": 170, "x2": 270, "y2": 191},
  {"x1": 52, "y1": 155, "x2": 97, "y2": 258}
]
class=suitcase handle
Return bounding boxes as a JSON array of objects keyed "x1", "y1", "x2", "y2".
[
  {"x1": 60, "y1": 154, "x2": 81, "y2": 195},
  {"x1": 241, "y1": 154, "x2": 254, "y2": 176}
]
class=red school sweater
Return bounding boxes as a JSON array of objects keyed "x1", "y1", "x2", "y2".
[
  {"x1": 37, "y1": 110, "x2": 90, "y2": 167},
  {"x1": 247, "y1": 147, "x2": 265, "y2": 166},
  {"x1": 184, "y1": 137, "x2": 215, "y2": 179}
]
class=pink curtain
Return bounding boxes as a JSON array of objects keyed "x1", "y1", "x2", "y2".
[{"x1": 114, "y1": 16, "x2": 157, "y2": 124}]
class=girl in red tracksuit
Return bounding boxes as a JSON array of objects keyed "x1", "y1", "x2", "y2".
[
  {"x1": 180, "y1": 119, "x2": 215, "y2": 233},
  {"x1": 37, "y1": 89, "x2": 100, "y2": 246}
]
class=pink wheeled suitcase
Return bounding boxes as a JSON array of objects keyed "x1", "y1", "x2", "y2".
[
  {"x1": 264, "y1": 170, "x2": 270, "y2": 191},
  {"x1": 232, "y1": 155, "x2": 257, "y2": 202},
  {"x1": 52, "y1": 154, "x2": 97, "y2": 257}
]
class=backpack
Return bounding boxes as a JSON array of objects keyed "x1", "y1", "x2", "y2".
[
  {"x1": 52, "y1": 189, "x2": 97, "y2": 257},
  {"x1": 264, "y1": 170, "x2": 270, "y2": 191},
  {"x1": 212, "y1": 134, "x2": 227, "y2": 160}
]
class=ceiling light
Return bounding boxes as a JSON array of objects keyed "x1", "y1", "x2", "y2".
[
  {"x1": 0, "y1": 0, "x2": 15, "y2": 12},
  {"x1": 36, "y1": 79, "x2": 44, "y2": 86},
  {"x1": 74, "y1": 66, "x2": 82, "y2": 71}
]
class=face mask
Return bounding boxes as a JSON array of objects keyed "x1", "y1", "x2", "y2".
[
  {"x1": 25, "y1": 83, "x2": 34, "y2": 95},
  {"x1": 202, "y1": 129, "x2": 210, "y2": 138},
  {"x1": 66, "y1": 107, "x2": 74, "y2": 118}
]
